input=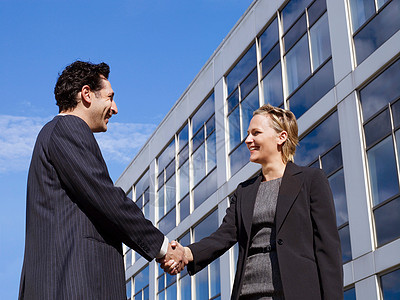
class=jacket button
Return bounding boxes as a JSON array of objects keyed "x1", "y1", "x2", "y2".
[{"x1": 277, "y1": 239, "x2": 283, "y2": 245}]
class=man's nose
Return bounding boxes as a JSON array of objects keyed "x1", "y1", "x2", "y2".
[{"x1": 111, "y1": 100, "x2": 118, "y2": 115}]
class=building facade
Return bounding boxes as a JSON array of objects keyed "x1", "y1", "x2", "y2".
[{"x1": 116, "y1": 0, "x2": 400, "y2": 299}]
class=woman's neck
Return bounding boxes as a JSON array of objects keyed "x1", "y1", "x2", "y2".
[{"x1": 261, "y1": 160, "x2": 286, "y2": 182}]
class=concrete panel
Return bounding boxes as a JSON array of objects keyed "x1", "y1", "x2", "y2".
[
  {"x1": 253, "y1": 0, "x2": 279, "y2": 36},
  {"x1": 214, "y1": 78, "x2": 228, "y2": 189},
  {"x1": 188, "y1": 61, "x2": 214, "y2": 107},
  {"x1": 326, "y1": 0, "x2": 353, "y2": 84},
  {"x1": 338, "y1": 93, "x2": 374, "y2": 258},
  {"x1": 374, "y1": 238, "x2": 400, "y2": 273},
  {"x1": 335, "y1": 72, "x2": 356, "y2": 105},
  {"x1": 343, "y1": 261, "x2": 355, "y2": 287},
  {"x1": 355, "y1": 276, "x2": 379, "y2": 300},
  {"x1": 353, "y1": 252, "x2": 375, "y2": 282}
]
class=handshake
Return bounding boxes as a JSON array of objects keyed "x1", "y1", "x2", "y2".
[{"x1": 157, "y1": 241, "x2": 193, "y2": 275}]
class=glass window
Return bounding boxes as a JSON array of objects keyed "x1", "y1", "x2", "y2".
[
  {"x1": 339, "y1": 225, "x2": 352, "y2": 263},
  {"x1": 241, "y1": 88, "x2": 259, "y2": 139},
  {"x1": 193, "y1": 169, "x2": 217, "y2": 209},
  {"x1": 230, "y1": 141, "x2": 250, "y2": 176},
  {"x1": 194, "y1": 209, "x2": 219, "y2": 242},
  {"x1": 125, "y1": 249, "x2": 132, "y2": 270},
  {"x1": 281, "y1": 0, "x2": 313, "y2": 32},
  {"x1": 329, "y1": 169, "x2": 348, "y2": 226},
  {"x1": 364, "y1": 108, "x2": 392, "y2": 147},
  {"x1": 343, "y1": 287, "x2": 356, "y2": 300},
  {"x1": 281, "y1": 1, "x2": 333, "y2": 117},
  {"x1": 310, "y1": 13, "x2": 331, "y2": 71},
  {"x1": 349, "y1": 0, "x2": 375, "y2": 31},
  {"x1": 374, "y1": 197, "x2": 400, "y2": 246},
  {"x1": 179, "y1": 160, "x2": 189, "y2": 198},
  {"x1": 126, "y1": 279, "x2": 132, "y2": 300},
  {"x1": 157, "y1": 265, "x2": 177, "y2": 300},
  {"x1": 158, "y1": 140, "x2": 175, "y2": 173},
  {"x1": 260, "y1": 19, "x2": 279, "y2": 57},
  {"x1": 193, "y1": 209, "x2": 221, "y2": 299},
  {"x1": 308, "y1": 0, "x2": 327, "y2": 27},
  {"x1": 134, "y1": 266, "x2": 149, "y2": 299},
  {"x1": 284, "y1": 14, "x2": 307, "y2": 52},
  {"x1": 226, "y1": 43, "x2": 259, "y2": 177},
  {"x1": 353, "y1": 0, "x2": 400, "y2": 64},
  {"x1": 179, "y1": 194, "x2": 190, "y2": 222},
  {"x1": 367, "y1": 136, "x2": 399, "y2": 205},
  {"x1": 262, "y1": 62, "x2": 284, "y2": 107},
  {"x1": 360, "y1": 58, "x2": 400, "y2": 121},
  {"x1": 296, "y1": 112, "x2": 340, "y2": 166},
  {"x1": 226, "y1": 44, "x2": 257, "y2": 95},
  {"x1": 228, "y1": 107, "x2": 241, "y2": 153},
  {"x1": 360, "y1": 58, "x2": 400, "y2": 249},
  {"x1": 381, "y1": 268, "x2": 400, "y2": 299},
  {"x1": 288, "y1": 59, "x2": 334, "y2": 118},
  {"x1": 193, "y1": 143, "x2": 206, "y2": 186},
  {"x1": 285, "y1": 34, "x2": 311, "y2": 94}
]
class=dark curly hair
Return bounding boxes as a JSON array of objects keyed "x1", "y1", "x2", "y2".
[{"x1": 54, "y1": 61, "x2": 110, "y2": 112}]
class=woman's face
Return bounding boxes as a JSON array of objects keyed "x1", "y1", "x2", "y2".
[{"x1": 245, "y1": 114, "x2": 286, "y2": 165}]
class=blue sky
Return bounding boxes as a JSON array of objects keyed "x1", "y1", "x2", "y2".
[{"x1": 0, "y1": 0, "x2": 253, "y2": 298}]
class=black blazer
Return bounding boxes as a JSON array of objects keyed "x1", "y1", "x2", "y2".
[
  {"x1": 19, "y1": 115, "x2": 164, "y2": 299},
  {"x1": 187, "y1": 162, "x2": 343, "y2": 300}
]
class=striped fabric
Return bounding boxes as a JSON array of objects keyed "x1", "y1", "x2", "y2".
[{"x1": 19, "y1": 115, "x2": 164, "y2": 299}]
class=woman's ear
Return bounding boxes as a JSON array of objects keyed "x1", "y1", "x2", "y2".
[{"x1": 277, "y1": 130, "x2": 288, "y2": 145}]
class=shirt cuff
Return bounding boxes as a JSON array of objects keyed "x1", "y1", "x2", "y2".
[{"x1": 156, "y1": 236, "x2": 169, "y2": 259}]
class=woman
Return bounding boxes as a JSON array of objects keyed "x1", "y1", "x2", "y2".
[{"x1": 163, "y1": 104, "x2": 343, "y2": 299}]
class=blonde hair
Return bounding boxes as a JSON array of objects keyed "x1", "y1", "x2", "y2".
[{"x1": 253, "y1": 104, "x2": 299, "y2": 164}]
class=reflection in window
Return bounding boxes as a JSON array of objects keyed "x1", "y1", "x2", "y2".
[
  {"x1": 158, "y1": 142, "x2": 176, "y2": 235},
  {"x1": 360, "y1": 58, "x2": 400, "y2": 248},
  {"x1": 226, "y1": 44, "x2": 259, "y2": 177},
  {"x1": 191, "y1": 94, "x2": 217, "y2": 209},
  {"x1": 281, "y1": 0, "x2": 334, "y2": 117},
  {"x1": 380, "y1": 268, "x2": 400, "y2": 299},
  {"x1": 360, "y1": 58, "x2": 400, "y2": 121},
  {"x1": 351, "y1": 0, "x2": 400, "y2": 64},
  {"x1": 296, "y1": 111, "x2": 351, "y2": 262},
  {"x1": 157, "y1": 264, "x2": 176, "y2": 300},
  {"x1": 260, "y1": 18, "x2": 283, "y2": 107},
  {"x1": 285, "y1": 34, "x2": 310, "y2": 94},
  {"x1": 367, "y1": 136, "x2": 399, "y2": 205},
  {"x1": 343, "y1": 287, "x2": 356, "y2": 300},
  {"x1": 126, "y1": 279, "x2": 132, "y2": 300},
  {"x1": 374, "y1": 197, "x2": 400, "y2": 246},
  {"x1": 134, "y1": 266, "x2": 149, "y2": 300},
  {"x1": 193, "y1": 210, "x2": 221, "y2": 300}
]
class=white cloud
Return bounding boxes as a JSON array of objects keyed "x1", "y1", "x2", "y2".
[
  {"x1": 95, "y1": 122, "x2": 156, "y2": 164},
  {"x1": 0, "y1": 115, "x2": 49, "y2": 173},
  {"x1": 0, "y1": 115, "x2": 156, "y2": 174}
]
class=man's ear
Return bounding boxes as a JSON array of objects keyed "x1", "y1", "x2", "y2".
[{"x1": 80, "y1": 85, "x2": 92, "y2": 104}]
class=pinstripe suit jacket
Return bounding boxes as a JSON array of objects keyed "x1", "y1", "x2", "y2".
[{"x1": 19, "y1": 115, "x2": 164, "y2": 299}]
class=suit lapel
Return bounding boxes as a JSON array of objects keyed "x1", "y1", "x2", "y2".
[
  {"x1": 276, "y1": 162, "x2": 304, "y2": 233},
  {"x1": 241, "y1": 172, "x2": 262, "y2": 238}
]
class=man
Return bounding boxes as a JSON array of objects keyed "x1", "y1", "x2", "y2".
[{"x1": 19, "y1": 61, "x2": 186, "y2": 299}]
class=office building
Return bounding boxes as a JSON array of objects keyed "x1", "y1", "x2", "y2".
[{"x1": 116, "y1": 0, "x2": 400, "y2": 298}]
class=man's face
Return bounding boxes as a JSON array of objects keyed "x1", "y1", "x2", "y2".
[{"x1": 89, "y1": 78, "x2": 117, "y2": 132}]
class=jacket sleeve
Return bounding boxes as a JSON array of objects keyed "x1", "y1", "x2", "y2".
[
  {"x1": 48, "y1": 116, "x2": 164, "y2": 261},
  {"x1": 187, "y1": 187, "x2": 240, "y2": 275},
  {"x1": 310, "y1": 168, "x2": 343, "y2": 299}
]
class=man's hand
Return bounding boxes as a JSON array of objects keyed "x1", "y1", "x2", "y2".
[{"x1": 157, "y1": 241, "x2": 191, "y2": 275}]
